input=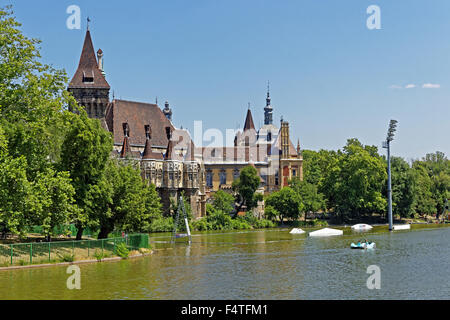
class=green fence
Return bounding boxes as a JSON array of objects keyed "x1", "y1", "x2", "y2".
[{"x1": 0, "y1": 234, "x2": 149, "y2": 267}]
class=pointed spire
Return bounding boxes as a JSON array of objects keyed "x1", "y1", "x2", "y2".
[
  {"x1": 164, "y1": 139, "x2": 174, "y2": 160},
  {"x1": 297, "y1": 139, "x2": 301, "y2": 156},
  {"x1": 120, "y1": 123, "x2": 131, "y2": 158},
  {"x1": 68, "y1": 29, "x2": 110, "y2": 89},
  {"x1": 185, "y1": 141, "x2": 196, "y2": 161},
  {"x1": 142, "y1": 125, "x2": 163, "y2": 160},
  {"x1": 243, "y1": 108, "x2": 255, "y2": 131},
  {"x1": 264, "y1": 82, "x2": 273, "y2": 125}
]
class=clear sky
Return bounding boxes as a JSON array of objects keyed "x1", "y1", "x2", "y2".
[{"x1": 7, "y1": 0, "x2": 450, "y2": 161}]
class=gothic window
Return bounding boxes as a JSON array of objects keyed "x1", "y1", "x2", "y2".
[
  {"x1": 267, "y1": 132, "x2": 272, "y2": 142},
  {"x1": 206, "y1": 170, "x2": 213, "y2": 188},
  {"x1": 220, "y1": 170, "x2": 227, "y2": 185}
]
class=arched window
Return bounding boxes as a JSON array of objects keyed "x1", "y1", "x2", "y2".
[
  {"x1": 220, "y1": 170, "x2": 227, "y2": 185},
  {"x1": 206, "y1": 170, "x2": 213, "y2": 188},
  {"x1": 267, "y1": 132, "x2": 272, "y2": 142}
]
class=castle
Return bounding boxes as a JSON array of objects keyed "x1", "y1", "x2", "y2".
[{"x1": 68, "y1": 29, "x2": 303, "y2": 218}]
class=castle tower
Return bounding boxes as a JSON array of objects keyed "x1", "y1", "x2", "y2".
[{"x1": 68, "y1": 29, "x2": 110, "y2": 119}]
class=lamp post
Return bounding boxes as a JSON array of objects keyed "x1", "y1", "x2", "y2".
[{"x1": 382, "y1": 120, "x2": 398, "y2": 231}]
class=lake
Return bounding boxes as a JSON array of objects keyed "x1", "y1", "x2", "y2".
[{"x1": 0, "y1": 224, "x2": 449, "y2": 300}]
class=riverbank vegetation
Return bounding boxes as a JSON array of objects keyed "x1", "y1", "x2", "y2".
[
  {"x1": 0, "y1": 7, "x2": 164, "y2": 241},
  {"x1": 282, "y1": 139, "x2": 449, "y2": 224}
]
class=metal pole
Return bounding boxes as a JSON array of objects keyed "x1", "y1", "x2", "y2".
[{"x1": 387, "y1": 140, "x2": 393, "y2": 231}]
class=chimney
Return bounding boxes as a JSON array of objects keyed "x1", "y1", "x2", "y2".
[
  {"x1": 122, "y1": 123, "x2": 130, "y2": 137},
  {"x1": 165, "y1": 126, "x2": 172, "y2": 140},
  {"x1": 145, "y1": 125, "x2": 152, "y2": 140},
  {"x1": 97, "y1": 49, "x2": 105, "y2": 76}
]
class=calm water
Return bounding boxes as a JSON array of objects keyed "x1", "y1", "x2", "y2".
[{"x1": 0, "y1": 224, "x2": 449, "y2": 300}]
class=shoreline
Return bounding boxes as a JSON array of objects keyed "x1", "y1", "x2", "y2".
[{"x1": 0, "y1": 251, "x2": 153, "y2": 272}]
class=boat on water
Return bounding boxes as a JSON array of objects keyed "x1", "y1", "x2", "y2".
[
  {"x1": 289, "y1": 228, "x2": 305, "y2": 234},
  {"x1": 393, "y1": 224, "x2": 411, "y2": 231},
  {"x1": 351, "y1": 224, "x2": 373, "y2": 231},
  {"x1": 351, "y1": 242, "x2": 376, "y2": 249},
  {"x1": 309, "y1": 228, "x2": 343, "y2": 237}
]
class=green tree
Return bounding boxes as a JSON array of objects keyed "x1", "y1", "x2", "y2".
[
  {"x1": 265, "y1": 187, "x2": 303, "y2": 224},
  {"x1": 59, "y1": 111, "x2": 113, "y2": 239},
  {"x1": 212, "y1": 190, "x2": 235, "y2": 214},
  {"x1": 232, "y1": 166, "x2": 261, "y2": 211},
  {"x1": 385, "y1": 157, "x2": 416, "y2": 218},
  {"x1": 0, "y1": 7, "x2": 78, "y2": 238},
  {"x1": 0, "y1": 6, "x2": 75, "y2": 179},
  {"x1": 86, "y1": 160, "x2": 162, "y2": 239},
  {"x1": 289, "y1": 178, "x2": 325, "y2": 220},
  {"x1": 323, "y1": 139, "x2": 387, "y2": 221},
  {"x1": 29, "y1": 169, "x2": 78, "y2": 241},
  {"x1": 412, "y1": 152, "x2": 449, "y2": 217}
]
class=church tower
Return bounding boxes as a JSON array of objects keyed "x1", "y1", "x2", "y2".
[{"x1": 68, "y1": 29, "x2": 110, "y2": 119}]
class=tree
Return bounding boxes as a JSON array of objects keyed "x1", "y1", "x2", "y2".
[
  {"x1": 0, "y1": 7, "x2": 78, "y2": 239},
  {"x1": 212, "y1": 190, "x2": 235, "y2": 214},
  {"x1": 385, "y1": 157, "x2": 416, "y2": 218},
  {"x1": 265, "y1": 187, "x2": 303, "y2": 224},
  {"x1": 412, "y1": 152, "x2": 449, "y2": 217},
  {"x1": 85, "y1": 159, "x2": 162, "y2": 239},
  {"x1": 232, "y1": 166, "x2": 261, "y2": 211},
  {"x1": 289, "y1": 178, "x2": 325, "y2": 220},
  {"x1": 0, "y1": 6, "x2": 75, "y2": 179},
  {"x1": 322, "y1": 139, "x2": 387, "y2": 221},
  {"x1": 59, "y1": 111, "x2": 113, "y2": 239},
  {"x1": 29, "y1": 169, "x2": 78, "y2": 241}
]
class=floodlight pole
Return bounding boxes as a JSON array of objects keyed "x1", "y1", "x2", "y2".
[
  {"x1": 387, "y1": 139, "x2": 393, "y2": 231},
  {"x1": 383, "y1": 120, "x2": 397, "y2": 232}
]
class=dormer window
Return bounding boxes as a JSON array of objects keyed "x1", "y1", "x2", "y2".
[{"x1": 82, "y1": 71, "x2": 94, "y2": 83}]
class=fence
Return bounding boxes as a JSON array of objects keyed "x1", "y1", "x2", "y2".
[{"x1": 0, "y1": 234, "x2": 149, "y2": 267}]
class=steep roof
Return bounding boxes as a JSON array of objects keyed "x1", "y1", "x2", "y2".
[
  {"x1": 105, "y1": 99, "x2": 175, "y2": 147},
  {"x1": 142, "y1": 138, "x2": 164, "y2": 160},
  {"x1": 68, "y1": 30, "x2": 110, "y2": 89},
  {"x1": 120, "y1": 136, "x2": 132, "y2": 158},
  {"x1": 271, "y1": 131, "x2": 298, "y2": 156},
  {"x1": 243, "y1": 109, "x2": 256, "y2": 131}
]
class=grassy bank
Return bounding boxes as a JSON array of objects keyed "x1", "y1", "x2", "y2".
[{"x1": 0, "y1": 235, "x2": 151, "y2": 268}]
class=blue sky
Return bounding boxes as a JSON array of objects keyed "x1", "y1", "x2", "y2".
[{"x1": 7, "y1": 0, "x2": 450, "y2": 161}]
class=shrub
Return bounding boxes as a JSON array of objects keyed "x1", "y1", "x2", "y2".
[
  {"x1": 192, "y1": 219, "x2": 211, "y2": 231},
  {"x1": 57, "y1": 253, "x2": 75, "y2": 262},
  {"x1": 148, "y1": 217, "x2": 174, "y2": 233},
  {"x1": 115, "y1": 242, "x2": 129, "y2": 259},
  {"x1": 93, "y1": 250, "x2": 104, "y2": 262}
]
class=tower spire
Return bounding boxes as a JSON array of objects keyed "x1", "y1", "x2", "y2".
[{"x1": 264, "y1": 82, "x2": 273, "y2": 125}]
